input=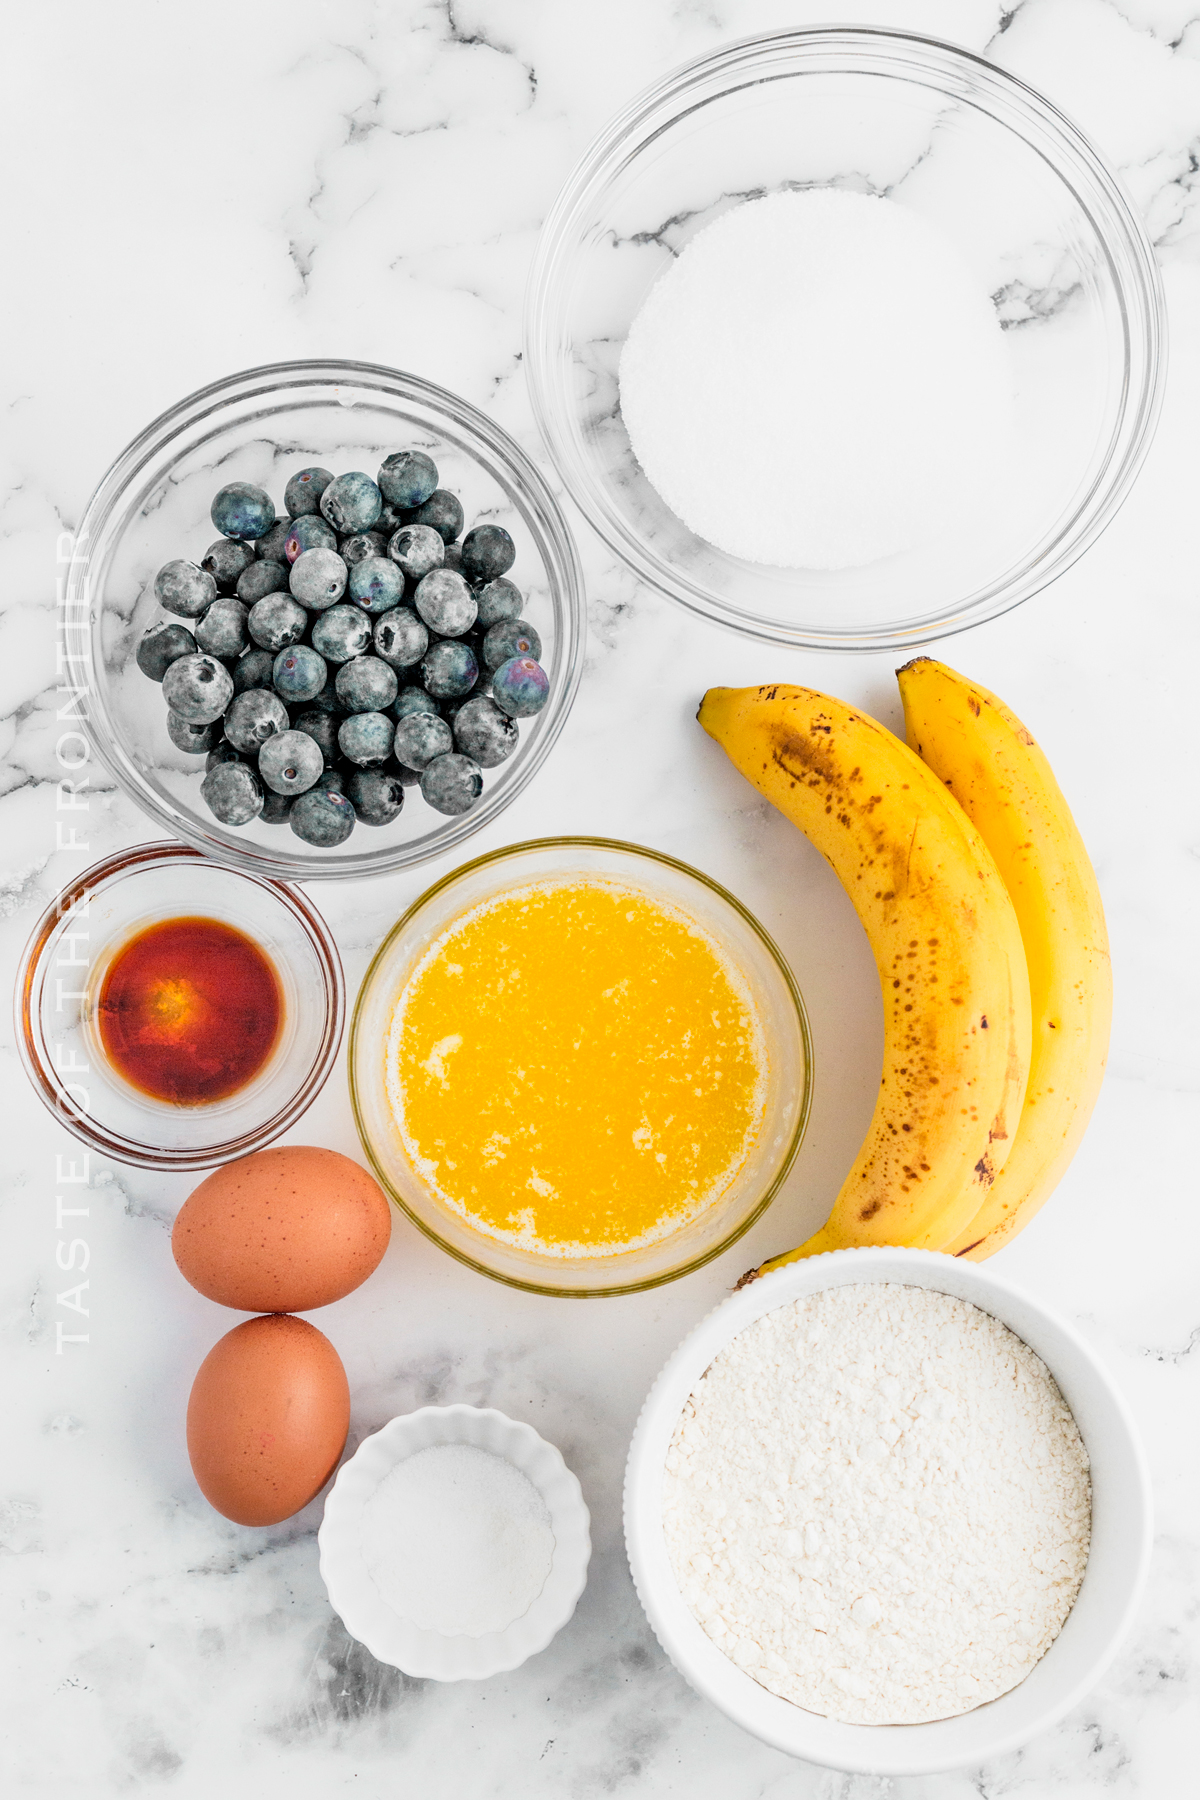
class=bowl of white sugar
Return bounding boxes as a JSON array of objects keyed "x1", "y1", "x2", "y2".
[
  {"x1": 319, "y1": 1404, "x2": 591, "y2": 1679},
  {"x1": 525, "y1": 30, "x2": 1164, "y2": 652},
  {"x1": 624, "y1": 1247, "x2": 1151, "y2": 1775}
]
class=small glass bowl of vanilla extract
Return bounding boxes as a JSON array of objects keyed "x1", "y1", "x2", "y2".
[{"x1": 16, "y1": 843, "x2": 344, "y2": 1169}]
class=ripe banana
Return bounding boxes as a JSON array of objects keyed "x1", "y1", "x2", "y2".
[
  {"x1": 698, "y1": 684, "x2": 1031, "y2": 1268},
  {"x1": 897, "y1": 658, "x2": 1111, "y2": 1260}
]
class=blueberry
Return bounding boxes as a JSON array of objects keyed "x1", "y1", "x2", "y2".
[
  {"x1": 260, "y1": 790, "x2": 294, "y2": 825},
  {"x1": 202, "y1": 760, "x2": 264, "y2": 825},
  {"x1": 253, "y1": 517, "x2": 292, "y2": 563},
  {"x1": 236, "y1": 559, "x2": 289, "y2": 603},
  {"x1": 247, "y1": 591, "x2": 307, "y2": 653},
  {"x1": 290, "y1": 547, "x2": 348, "y2": 610},
  {"x1": 443, "y1": 543, "x2": 464, "y2": 575},
  {"x1": 315, "y1": 768, "x2": 345, "y2": 794},
  {"x1": 305, "y1": 673, "x2": 342, "y2": 714},
  {"x1": 393, "y1": 683, "x2": 439, "y2": 721},
  {"x1": 284, "y1": 466, "x2": 335, "y2": 517},
  {"x1": 290, "y1": 787, "x2": 356, "y2": 847},
  {"x1": 320, "y1": 471, "x2": 383, "y2": 535},
  {"x1": 336, "y1": 655, "x2": 397, "y2": 713},
  {"x1": 224, "y1": 686, "x2": 289, "y2": 753},
  {"x1": 441, "y1": 667, "x2": 494, "y2": 721},
  {"x1": 136, "y1": 620, "x2": 196, "y2": 681},
  {"x1": 474, "y1": 577, "x2": 523, "y2": 630},
  {"x1": 166, "y1": 710, "x2": 219, "y2": 754},
  {"x1": 311, "y1": 603, "x2": 372, "y2": 664},
  {"x1": 205, "y1": 739, "x2": 243, "y2": 773},
  {"x1": 155, "y1": 559, "x2": 217, "y2": 619},
  {"x1": 201, "y1": 538, "x2": 256, "y2": 592},
  {"x1": 162, "y1": 652, "x2": 234, "y2": 723},
  {"x1": 409, "y1": 488, "x2": 464, "y2": 544},
  {"x1": 461, "y1": 524, "x2": 515, "y2": 583},
  {"x1": 373, "y1": 606, "x2": 428, "y2": 669},
  {"x1": 292, "y1": 709, "x2": 340, "y2": 763},
  {"x1": 393, "y1": 711, "x2": 453, "y2": 771},
  {"x1": 452, "y1": 694, "x2": 520, "y2": 768},
  {"x1": 414, "y1": 568, "x2": 476, "y2": 637},
  {"x1": 341, "y1": 530, "x2": 388, "y2": 567},
  {"x1": 346, "y1": 766, "x2": 405, "y2": 826},
  {"x1": 195, "y1": 597, "x2": 249, "y2": 659},
  {"x1": 482, "y1": 617, "x2": 541, "y2": 670},
  {"x1": 273, "y1": 644, "x2": 328, "y2": 704},
  {"x1": 338, "y1": 710, "x2": 395, "y2": 767},
  {"x1": 211, "y1": 482, "x2": 274, "y2": 542},
  {"x1": 231, "y1": 646, "x2": 276, "y2": 694},
  {"x1": 420, "y1": 752, "x2": 483, "y2": 816},
  {"x1": 348, "y1": 555, "x2": 404, "y2": 615},
  {"x1": 259, "y1": 728, "x2": 324, "y2": 796},
  {"x1": 492, "y1": 655, "x2": 549, "y2": 718},
  {"x1": 421, "y1": 639, "x2": 478, "y2": 699},
  {"x1": 284, "y1": 514, "x2": 337, "y2": 563},
  {"x1": 376, "y1": 501, "x2": 404, "y2": 537},
  {"x1": 378, "y1": 450, "x2": 438, "y2": 510},
  {"x1": 388, "y1": 524, "x2": 444, "y2": 584}
]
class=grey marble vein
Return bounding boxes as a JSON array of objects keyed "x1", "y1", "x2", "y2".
[{"x1": 0, "y1": 1, "x2": 1197, "y2": 1795}]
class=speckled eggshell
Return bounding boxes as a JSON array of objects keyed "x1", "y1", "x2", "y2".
[
  {"x1": 172, "y1": 1146, "x2": 392, "y2": 1312},
  {"x1": 186, "y1": 1313, "x2": 350, "y2": 1526}
]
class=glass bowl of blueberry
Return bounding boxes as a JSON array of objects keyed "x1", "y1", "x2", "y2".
[{"x1": 71, "y1": 361, "x2": 586, "y2": 878}]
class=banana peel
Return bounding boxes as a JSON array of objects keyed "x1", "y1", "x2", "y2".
[
  {"x1": 698, "y1": 683, "x2": 1031, "y2": 1274},
  {"x1": 897, "y1": 658, "x2": 1111, "y2": 1259}
]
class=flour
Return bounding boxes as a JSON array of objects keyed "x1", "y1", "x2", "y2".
[{"x1": 663, "y1": 1283, "x2": 1091, "y2": 1724}]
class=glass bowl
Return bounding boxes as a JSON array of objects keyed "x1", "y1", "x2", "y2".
[
  {"x1": 524, "y1": 28, "x2": 1165, "y2": 652},
  {"x1": 70, "y1": 361, "x2": 586, "y2": 880},
  {"x1": 349, "y1": 837, "x2": 813, "y2": 1298},
  {"x1": 16, "y1": 842, "x2": 344, "y2": 1169}
]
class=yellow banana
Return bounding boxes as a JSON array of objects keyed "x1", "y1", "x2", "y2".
[
  {"x1": 698, "y1": 684, "x2": 1031, "y2": 1269},
  {"x1": 897, "y1": 659, "x2": 1111, "y2": 1260}
]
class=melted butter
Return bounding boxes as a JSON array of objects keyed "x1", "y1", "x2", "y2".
[{"x1": 387, "y1": 878, "x2": 767, "y2": 1257}]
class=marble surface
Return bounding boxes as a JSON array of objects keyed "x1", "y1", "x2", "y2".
[{"x1": 2, "y1": 0, "x2": 1198, "y2": 1792}]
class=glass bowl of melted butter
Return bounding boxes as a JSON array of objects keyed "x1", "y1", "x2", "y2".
[{"x1": 349, "y1": 837, "x2": 812, "y2": 1296}]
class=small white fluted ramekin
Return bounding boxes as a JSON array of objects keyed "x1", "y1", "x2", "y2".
[{"x1": 319, "y1": 1404, "x2": 591, "y2": 1680}]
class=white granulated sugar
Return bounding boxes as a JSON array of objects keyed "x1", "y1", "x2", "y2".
[
  {"x1": 663, "y1": 1283, "x2": 1091, "y2": 1725},
  {"x1": 361, "y1": 1444, "x2": 555, "y2": 1638},
  {"x1": 619, "y1": 188, "x2": 1013, "y2": 570}
]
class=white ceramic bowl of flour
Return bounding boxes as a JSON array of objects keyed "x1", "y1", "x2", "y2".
[
  {"x1": 319, "y1": 1405, "x2": 591, "y2": 1679},
  {"x1": 625, "y1": 1248, "x2": 1151, "y2": 1775}
]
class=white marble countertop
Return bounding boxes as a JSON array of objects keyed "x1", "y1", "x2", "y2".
[{"x1": 2, "y1": 1, "x2": 1197, "y2": 1793}]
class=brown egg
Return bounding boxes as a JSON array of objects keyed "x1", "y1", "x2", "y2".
[
  {"x1": 172, "y1": 1145, "x2": 392, "y2": 1312},
  {"x1": 186, "y1": 1313, "x2": 350, "y2": 1526}
]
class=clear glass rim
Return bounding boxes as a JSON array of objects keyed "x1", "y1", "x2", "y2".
[
  {"x1": 523, "y1": 26, "x2": 1167, "y2": 653},
  {"x1": 15, "y1": 840, "x2": 345, "y2": 1169},
  {"x1": 70, "y1": 358, "x2": 588, "y2": 879},
  {"x1": 348, "y1": 835, "x2": 815, "y2": 1298}
]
